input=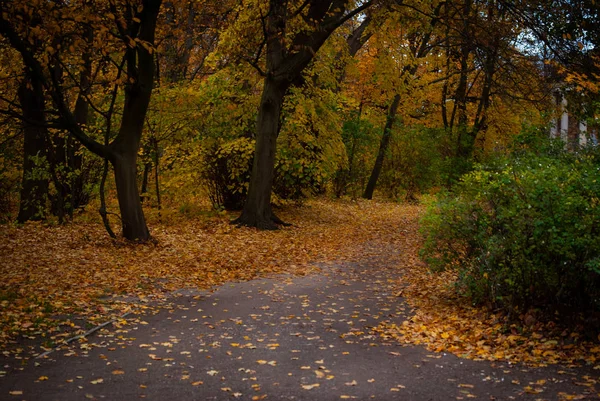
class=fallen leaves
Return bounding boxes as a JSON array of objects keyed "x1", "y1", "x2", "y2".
[
  {"x1": 0, "y1": 199, "x2": 407, "y2": 355},
  {"x1": 371, "y1": 205, "x2": 600, "y2": 368},
  {"x1": 301, "y1": 383, "x2": 320, "y2": 390}
]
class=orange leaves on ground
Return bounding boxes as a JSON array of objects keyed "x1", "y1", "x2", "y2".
[
  {"x1": 0, "y1": 199, "x2": 413, "y2": 352},
  {"x1": 372, "y1": 207, "x2": 600, "y2": 367}
]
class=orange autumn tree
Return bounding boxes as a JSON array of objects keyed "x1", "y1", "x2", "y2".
[{"x1": 0, "y1": 0, "x2": 163, "y2": 240}]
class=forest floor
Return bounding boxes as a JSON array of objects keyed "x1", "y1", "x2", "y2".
[{"x1": 1, "y1": 199, "x2": 599, "y2": 400}]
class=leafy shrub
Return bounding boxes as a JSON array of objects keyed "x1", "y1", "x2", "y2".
[
  {"x1": 381, "y1": 126, "x2": 445, "y2": 201},
  {"x1": 332, "y1": 116, "x2": 377, "y2": 198},
  {"x1": 274, "y1": 140, "x2": 326, "y2": 201},
  {"x1": 420, "y1": 135, "x2": 600, "y2": 314},
  {"x1": 200, "y1": 138, "x2": 254, "y2": 210}
]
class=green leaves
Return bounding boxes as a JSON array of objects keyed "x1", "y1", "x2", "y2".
[{"x1": 420, "y1": 137, "x2": 600, "y2": 314}]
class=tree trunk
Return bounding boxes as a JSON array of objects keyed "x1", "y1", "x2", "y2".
[
  {"x1": 51, "y1": 28, "x2": 91, "y2": 219},
  {"x1": 234, "y1": 0, "x2": 372, "y2": 228},
  {"x1": 103, "y1": 0, "x2": 161, "y2": 241},
  {"x1": 234, "y1": 77, "x2": 287, "y2": 229},
  {"x1": 363, "y1": 93, "x2": 401, "y2": 200},
  {"x1": 17, "y1": 76, "x2": 49, "y2": 223},
  {"x1": 140, "y1": 161, "x2": 151, "y2": 202},
  {"x1": 68, "y1": 27, "x2": 93, "y2": 211},
  {"x1": 112, "y1": 154, "x2": 149, "y2": 241}
]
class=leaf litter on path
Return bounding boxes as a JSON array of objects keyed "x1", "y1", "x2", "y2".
[
  {"x1": 3, "y1": 198, "x2": 600, "y2": 400},
  {"x1": 0, "y1": 199, "x2": 412, "y2": 358}
]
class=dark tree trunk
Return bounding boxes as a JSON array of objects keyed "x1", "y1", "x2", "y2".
[
  {"x1": 112, "y1": 154, "x2": 149, "y2": 241},
  {"x1": 68, "y1": 27, "x2": 93, "y2": 211},
  {"x1": 153, "y1": 136, "x2": 162, "y2": 211},
  {"x1": 17, "y1": 76, "x2": 48, "y2": 223},
  {"x1": 234, "y1": 0, "x2": 373, "y2": 229},
  {"x1": 107, "y1": 58, "x2": 156, "y2": 241},
  {"x1": 140, "y1": 161, "x2": 151, "y2": 202},
  {"x1": 0, "y1": 0, "x2": 161, "y2": 241},
  {"x1": 453, "y1": 0, "x2": 473, "y2": 160},
  {"x1": 363, "y1": 93, "x2": 401, "y2": 200},
  {"x1": 51, "y1": 27, "x2": 91, "y2": 219},
  {"x1": 234, "y1": 77, "x2": 288, "y2": 229}
]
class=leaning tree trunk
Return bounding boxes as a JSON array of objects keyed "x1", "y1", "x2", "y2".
[
  {"x1": 363, "y1": 93, "x2": 401, "y2": 200},
  {"x1": 234, "y1": 77, "x2": 288, "y2": 229},
  {"x1": 17, "y1": 76, "x2": 49, "y2": 223},
  {"x1": 234, "y1": 0, "x2": 372, "y2": 229}
]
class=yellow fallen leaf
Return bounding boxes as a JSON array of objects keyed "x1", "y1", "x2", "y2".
[
  {"x1": 302, "y1": 383, "x2": 320, "y2": 390},
  {"x1": 112, "y1": 370, "x2": 125, "y2": 375},
  {"x1": 38, "y1": 376, "x2": 49, "y2": 381},
  {"x1": 192, "y1": 381, "x2": 203, "y2": 386},
  {"x1": 524, "y1": 386, "x2": 543, "y2": 394},
  {"x1": 9, "y1": 391, "x2": 23, "y2": 395},
  {"x1": 90, "y1": 378, "x2": 104, "y2": 384}
]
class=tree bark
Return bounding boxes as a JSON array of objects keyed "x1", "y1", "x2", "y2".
[
  {"x1": 234, "y1": 77, "x2": 288, "y2": 229},
  {"x1": 362, "y1": 93, "x2": 401, "y2": 200},
  {"x1": 17, "y1": 75, "x2": 49, "y2": 223},
  {"x1": 140, "y1": 161, "x2": 151, "y2": 202},
  {"x1": 68, "y1": 26, "x2": 93, "y2": 211},
  {"x1": 112, "y1": 154, "x2": 149, "y2": 241}
]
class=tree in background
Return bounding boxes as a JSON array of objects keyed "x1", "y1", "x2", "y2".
[{"x1": 229, "y1": 0, "x2": 373, "y2": 229}]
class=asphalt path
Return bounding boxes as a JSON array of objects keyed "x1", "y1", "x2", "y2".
[{"x1": 1, "y1": 243, "x2": 598, "y2": 400}]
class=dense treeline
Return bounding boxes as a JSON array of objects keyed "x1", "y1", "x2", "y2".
[{"x1": 0, "y1": 0, "x2": 597, "y2": 240}]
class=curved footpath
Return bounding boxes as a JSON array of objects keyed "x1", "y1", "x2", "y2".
[{"x1": 1, "y1": 243, "x2": 598, "y2": 400}]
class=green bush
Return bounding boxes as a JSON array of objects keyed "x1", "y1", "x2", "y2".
[
  {"x1": 381, "y1": 126, "x2": 445, "y2": 202},
  {"x1": 420, "y1": 136, "x2": 600, "y2": 314},
  {"x1": 274, "y1": 141, "x2": 326, "y2": 201}
]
